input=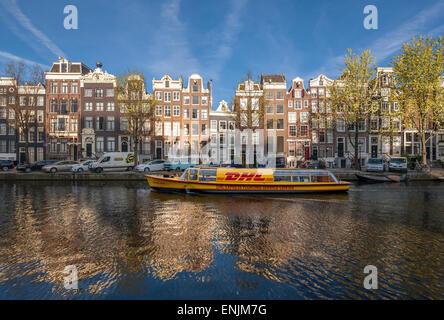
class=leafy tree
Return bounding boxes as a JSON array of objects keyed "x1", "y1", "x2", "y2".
[
  {"x1": 325, "y1": 49, "x2": 381, "y2": 170},
  {"x1": 115, "y1": 70, "x2": 157, "y2": 167},
  {"x1": 391, "y1": 35, "x2": 444, "y2": 165}
]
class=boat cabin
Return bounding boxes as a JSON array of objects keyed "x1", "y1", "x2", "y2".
[{"x1": 180, "y1": 168, "x2": 339, "y2": 183}]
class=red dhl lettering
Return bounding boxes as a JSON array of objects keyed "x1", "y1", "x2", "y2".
[{"x1": 224, "y1": 172, "x2": 266, "y2": 182}]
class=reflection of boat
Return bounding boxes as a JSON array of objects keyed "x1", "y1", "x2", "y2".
[
  {"x1": 356, "y1": 173, "x2": 408, "y2": 183},
  {"x1": 146, "y1": 168, "x2": 350, "y2": 193}
]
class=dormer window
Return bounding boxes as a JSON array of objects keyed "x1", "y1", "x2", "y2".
[
  {"x1": 319, "y1": 80, "x2": 324, "y2": 86},
  {"x1": 61, "y1": 63, "x2": 68, "y2": 73},
  {"x1": 165, "y1": 81, "x2": 170, "y2": 88}
]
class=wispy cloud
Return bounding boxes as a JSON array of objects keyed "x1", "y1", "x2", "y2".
[
  {"x1": 146, "y1": 0, "x2": 200, "y2": 76},
  {"x1": 0, "y1": 0, "x2": 65, "y2": 58},
  {"x1": 308, "y1": 1, "x2": 444, "y2": 79},
  {"x1": 0, "y1": 50, "x2": 50, "y2": 69},
  {"x1": 205, "y1": 0, "x2": 248, "y2": 81}
]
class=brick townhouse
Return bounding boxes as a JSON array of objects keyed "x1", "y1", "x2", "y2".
[
  {"x1": 286, "y1": 77, "x2": 311, "y2": 167},
  {"x1": 45, "y1": 57, "x2": 91, "y2": 160},
  {"x1": 208, "y1": 100, "x2": 235, "y2": 164},
  {"x1": 0, "y1": 77, "x2": 18, "y2": 161},
  {"x1": 80, "y1": 62, "x2": 123, "y2": 159},
  {"x1": 152, "y1": 74, "x2": 211, "y2": 162}
]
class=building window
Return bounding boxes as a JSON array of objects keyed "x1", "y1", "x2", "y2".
[
  {"x1": 289, "y1": 125, "x2": 297, "y2": 137},
  {"x1": 61, "y1": 100, "x2": 68, "y2": 114},
  {"x1": 164, "y1": 122, "x2": 171, "y2": 136},
  {"x1": 84, "y1": 89, "x2": 92, "y2": 97},
  {"x1": 85, "y1": 102, "x2": 93, "y2": 111},
  {"x1": 173, "y1": 92, "x2": 180, "y2": 101},
  {"x1": 71, "y1": 118, "x2": 77, "y2": 132},
  {"x1": 107, "y1": 102, "x2": 114, "y2": 111},
  {"x1": 153, "y1": 105, "x2": 161, "y2": 116},
  {"x1": 85, "y1": 117, "x2": 93, "y2": 129},
  {"x1": 71, "y1": 99, "x2": 78, "y2": 113},
  {"x1": 192, "y1": 85, "x2": 199, "y2": 92},
  {"x1": 266, "y1": 92, "x2": 273, "y2": 100},
  {"x1": 107, "y1": 137, "x2": 115, "y2": 152},
  {"x1": 201, "y1": 109, "x2": 208, "y2": 120},
  {"x1": 202, "y1": 96, "x2": 208, "y2": 105},
  {"x1": 58, "y1": 118, "x2": 66, "y2": 131},
  {"x1": 219, "y1": 121, "x2": 227, "y2": 131},
  {"x1": 337, "y1": 119, "x2": 345, "y2": 132},
  {"x1": 277, "y1": 119, "x2": 284, "y2": 130},
  {"x1": 50, "y1": 139, "x2": 57, "y2": 153},
  {"x1": 173, "y1": 105, "x2": 180, "y2": 116},
  {"x1": 276, "y1": 92, "x2": 284, "y2": 100},
  {"x1": 95, "y1": 88, "x2": 104, "y2": 98},
  {"x1": 183, "y1": 96, "x2": 190, "y2": 105},
  {"x1": 192, "y1": 96, "x2": 199, "y2": 105},
  {"x1": 155, "y1": 122, "x2": 162, "y2": 136},
  {"x1": 288, "y1": 112, "x2": 297, "y2": 123},
  {"x1": 201, "y1": 124, "x2": 207, "y2": 136},
  {"x1": 155, "y1": 91, "x2": 162, "y2": 101},
  {"x1": 266, "y1": 104, "x2": 273, "y2": 114},
  {"x1": 192, "y1": 123, "x2": 199, "y2": 136},
  {"x1": 183, "y1": 108, "x2": 190, "y2": 119},
  {"x1": 50, "y1": 100, "x2": 58, "y2": 113},
  {"x1": 173, "y1": 122, "x2": 180, "y2": 136},
  {"x1": 184, "y1": 124, "x2": 190, "y2": 136},
  {"x1": 107, "y1": 117, "x2": 115, "y2": 131},
  {"x1": 300, "y1": 112, "x2": 308, "y2": 123},
  {"x1": 51, "y1": 82, "x2": 58, "y2": 94},
  {"x1": 295, "y1": 101, "x2": 302, "y2": 109},
  {"x1": 164, "y1": 92, "x2": 171, "y2": 102},
  {"x1": 96, "y1": 137, "x2": 104, "y2": 153},
  {"x1": 192, "y1": 109, "x2": 199, "y2": 120},
  {"x1": 120, "y1": 118, "x2": 128, "y2": 131},
  {"x1": 266, "y1": 119, "x2": 273, "y2": 129},
  {"x1": 300, "y1": 125, "x2": 308, "y2": 137},
  {"x1": 164, "y1": 106, "x2": 171, "y2": 117}
]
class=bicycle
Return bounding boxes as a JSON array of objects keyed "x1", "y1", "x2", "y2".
[{"x1": 415, "y1": 161, "x2": 431, "y2": 173}]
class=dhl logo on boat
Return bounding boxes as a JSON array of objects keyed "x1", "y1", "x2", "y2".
[{"x1": 216, "y1": 169, "x2": 274, "y2": 182}]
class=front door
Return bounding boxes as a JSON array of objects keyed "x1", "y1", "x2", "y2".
[
  {"x1": 338, "y1": 138, "x2": 345, "y2": 158},
  {"x1": 304, "y1": 147, "x2": 310, "y2": 161},
  {"x1": 371, "y1": 145, "x2": 378, "y2": 158},
  {"x1": 86, "y1": 144, "x2": 92, "y2": 157},
  {"x1": 122, "y1": 142, "x2": 128, "y2": 153},
  {"x1": 156, "y1": 147, "x2": 162, "y2": 160}
]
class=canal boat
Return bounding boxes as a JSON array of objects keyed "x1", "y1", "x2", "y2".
[
  {"x1": 356, "y1": 173, "x2": 408, "y2": 183},
  {"x1": 145, "y1": 168, "x2": 350, "y2": 194}
]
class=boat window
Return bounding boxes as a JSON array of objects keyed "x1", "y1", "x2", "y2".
[
  {"x1": 310, "y1": 171, "x2": 334, "y2": 183},
  {"x1": 199, "y1": 169, "x2": 217, "y2": 182},
  {"x1": 189, "y1": 168, "x2": 199, "y2": 181},
  {"x1": 328, "y1": 172, "x2": 339, "y2": 183},
  {"x1": 293, "y1": 175, "x2": 310, "y2": 183},
  {"x1": 180, "y1": 169, "x2": 189, "y2": 180},
  {"x1": 274, "y1": 170, "x2": 292, "y2": 182}
]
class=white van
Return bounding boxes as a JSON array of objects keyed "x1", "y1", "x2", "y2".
[{"x1": 89, "y1": 152, "x2": 135, "y2": 173}]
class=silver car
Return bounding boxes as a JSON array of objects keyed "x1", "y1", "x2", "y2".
[
  {"x1": 366, "y1": 158, "x2": 385, "y2": 172},
  {"x1": 388, "y1": 157, "x2": 408, "y2": 173},
  {"x1": 43, "y1": 160, "x2": 79, "y2": 173}
]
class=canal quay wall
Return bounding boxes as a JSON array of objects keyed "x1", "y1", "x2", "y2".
[{"x1": 0, "y1": 169, "x2": 443, "y2": 182}]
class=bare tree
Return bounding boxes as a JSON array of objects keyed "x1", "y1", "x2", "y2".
[{"x1": 4, "y1": 60, "x2": 45, "y2": 164}]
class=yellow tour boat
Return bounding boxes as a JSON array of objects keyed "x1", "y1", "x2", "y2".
[{"x1": 145, "y1": 168, "x2": 350, "y2": 194}]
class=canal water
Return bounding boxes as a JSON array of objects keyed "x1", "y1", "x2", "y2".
[{"x1": 0, "y1": 181, "x2": 442, "y2": 299}]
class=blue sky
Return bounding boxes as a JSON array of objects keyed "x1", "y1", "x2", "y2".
[{"x1": 0, "y1": 0, "x2": 443, "y2": 108}]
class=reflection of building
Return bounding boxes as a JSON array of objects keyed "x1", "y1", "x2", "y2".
[
  {"x1": 80, "y1": 62, "x2": 121, "y2": 159},
  {"x1": 45, "y1": 57, "x2": 91, "y2": 160}
]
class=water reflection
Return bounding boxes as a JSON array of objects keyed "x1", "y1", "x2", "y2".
[{"x1": 0, "y1": 181, "x2": 443, "y2": 299}]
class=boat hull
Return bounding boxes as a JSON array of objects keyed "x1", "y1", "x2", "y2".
[{"x1": 146, "y1": 175, "x2": 350, "y2": 194}]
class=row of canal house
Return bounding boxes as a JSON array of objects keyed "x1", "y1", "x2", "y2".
[{"x1": 1, "y1": 56, "x2": 443, "y2": 166}]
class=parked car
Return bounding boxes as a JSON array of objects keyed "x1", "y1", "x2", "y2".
[
  {"x1": 72, "y1": 160, "x2": 96, "y2": 173},
  {"x1": 42, "y1": 160, "x2": 79, "y2": 173},
  {"x1": 301, "y1": 160, "x2": 326, "y2": 169},
  {"x1": 89, "y1": 152, "x2": 135, "y2": 173},
  {"x1": 164, "y1": 161, "x2": 196, "y2": 171},
  {"x1": 366, "y1": 158, "x2": 385, "y2": 172},
  {"x1": 0, "y1": 160, "x2": 15, "y2": 171},
  {"x1": 16, "y1": 160, "x2": 58, "y2": 173},
  {"x1": 388, "y1": 157, "x2": 408, "y2": 173},
  {"x1": 135, "y1": 159, "x2": 167, "y2": 173}
]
